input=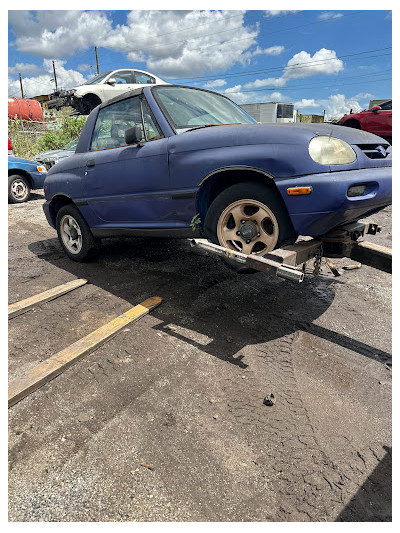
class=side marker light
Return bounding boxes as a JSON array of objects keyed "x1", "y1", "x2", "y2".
[{"x1": 287, "y1": 186, "x2": 312, "y2": 196}]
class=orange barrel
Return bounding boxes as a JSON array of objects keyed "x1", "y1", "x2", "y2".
[{"x1": 8, "y1": 97, "x2": 43, "y2": 121}]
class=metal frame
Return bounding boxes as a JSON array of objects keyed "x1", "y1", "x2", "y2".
[{"x1": 190, "y1": 221, "x2": 392, "y2": 283}]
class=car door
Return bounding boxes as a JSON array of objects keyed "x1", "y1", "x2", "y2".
[
  {"x1": 101, "y1": 70, "x2": 136, "y2": 102},
  {"x1": 363, "y1": 100, "x2": 392, "y2": 137},
  {"x1": 81, "y1": 94, "x2": 172, "y2": 226}
]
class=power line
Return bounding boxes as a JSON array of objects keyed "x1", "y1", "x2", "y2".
[
  {"x1": 203, "y1": 68, "x2": 392, "y2": 94},
  {"x1": 171, "y1": 47, "x2": 392, "y2": 84},
  {"x1": 224, "y1": 75, "x2": 392, "y2": 97}
]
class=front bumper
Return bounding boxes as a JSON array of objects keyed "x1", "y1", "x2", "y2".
[
  {"x1": 42, "y1": 199, "x2": 55, "y2": 228},
  {"x1": 30, "y1": 170, "x2": 47, "y2": 190},
  {"x1": 47, "y1": 90, "x2": 81, "y2": 112},
  {"x1": 275, "y1": 167, "x2": 392, "y2": 236}
]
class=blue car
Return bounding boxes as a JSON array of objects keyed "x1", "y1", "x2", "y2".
[
  {"x1": 42, "y1": 85, "x2": 392, "y2": 262},
  {"x1": 8, "y1": 155, "x2": 47, "y2": 204}
]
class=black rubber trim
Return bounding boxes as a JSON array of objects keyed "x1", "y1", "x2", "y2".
[
  {"x1": 91, "y1": 227, "x2": 201, "y2": 238},
  {"x1": 171, "y1": 191, "x2": 196, "y2": 199}
]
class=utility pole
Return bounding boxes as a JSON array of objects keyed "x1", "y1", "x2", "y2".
[
  {"x1": 95, "y1": 46, "x2": 99, "y2": 74},
  {"x1": 19, "y1": 73, "x2": 24, "y2": 98},
  {"x1": 52, "y1": 60, "x2": 58, "y2": 92}
]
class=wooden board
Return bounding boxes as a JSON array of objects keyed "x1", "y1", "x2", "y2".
[
  {"x1": 8, "y1": 278, "x2": 88, "y2": 319},
  {"x1": 8, "y1": 296, "x2": 162, "y2": 407}
]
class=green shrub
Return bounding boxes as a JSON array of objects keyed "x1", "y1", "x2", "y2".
[{"x1": 8, "y1": 108, "x2": 87, "y2": 160}]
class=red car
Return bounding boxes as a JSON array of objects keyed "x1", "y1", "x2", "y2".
[{"x1": 338, "y1": 100, "x2": 392, "y2": 142}]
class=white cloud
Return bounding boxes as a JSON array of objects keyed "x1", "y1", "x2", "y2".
[
  {"x1": 264, "y1": 11, "x2": 300, "y2": 17},
  {"x1": 252, "y1": 45, "x2": 285, "y2": 56},
  {"x1": 283, "y1": 48, "x2": 343, "y2": 80},
  {"x1": 294, "y1": 98, "x2": 320, "y2": 109},
  {"x1": 270, "y1": 92, "x2": 286, "y2": 101},
  {"x1": 203, "y1": 79, "x2": 227, "y2": 89},
  {"x1": 9, "y1": 10, "x2": 112, "y2": 58},
  {"x1": 318, "y1": 94, "x2": 363, "y2": 120},
  {"x1": 318, "y1": 12, "x2": 343, "y2": 21},
  {"x1": 222, "y1": 85, "x2": 288, "y2": 105},
  {"x1": 8, "y1": 63, "x2": 44, "y2": 76},
  {"x1": 8, "y1": 10, "x2": 259, "y2": 79},
  {"x1": 352, "y1": 92, "x2": 374, "y2": 100},
  {"x1": 242, "y1": 47, "x2": 343, "y2": 91},
  {"x1": 244, "y1": 77, "x2": 286, "y2": 89},
  {"x1": 8, "y1": 60, "x2": 86, "y2": 98},
  {"x1": 103, "y1": 10, "x2": 258, "y2": 78}
]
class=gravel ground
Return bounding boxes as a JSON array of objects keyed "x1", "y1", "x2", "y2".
[{"x1": 8, "y1": 193, "x2": 392, "y2": 522}]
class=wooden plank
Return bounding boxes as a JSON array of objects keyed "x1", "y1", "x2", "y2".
[
  {"x1": 8, "y1": 296, "x2": 162, "y2": 407},
  {"x1": 8, "y1": 279, "x2": 88, "y2": 319},
  {"x1": 348, "y1": 241, "x2": 392, "y2": 274}
]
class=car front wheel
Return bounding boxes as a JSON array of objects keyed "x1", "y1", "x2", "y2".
[
  {"x1": 8, "y1": 175, "x2": 31, "y2": 203},
  {"x1": 56, "y1": 204, "x2": 98, "y2": 261},
  {"x1": 204, "y1": 182, "x2": 297, "y2": 270}
]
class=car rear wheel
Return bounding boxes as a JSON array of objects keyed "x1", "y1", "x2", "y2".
[
  {"x1": 204, "y1": 182, "x2": 297, "y2": 272},
  {"x1": 8, "y1": 175, "x2": 31, "y2": 203},
  {"x1": 56, "y1": 204, "x2": 98, "y2": 261}
]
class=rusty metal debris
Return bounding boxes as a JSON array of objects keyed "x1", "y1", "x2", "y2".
[
  {"x1": 263, "y1": 393, "x2": 276, "y2": 406},
  {"x1": 140, "y1": 462, "x2": 155, "y2": 471}
]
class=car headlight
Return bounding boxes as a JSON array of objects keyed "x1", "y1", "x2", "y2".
[{"x1": 309, "y1": 136, "x2": 356, "y2": 165}]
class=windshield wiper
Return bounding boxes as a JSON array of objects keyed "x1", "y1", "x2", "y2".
[{"x1": 185, "y1": 123, "x2": 241, "y2": 132}]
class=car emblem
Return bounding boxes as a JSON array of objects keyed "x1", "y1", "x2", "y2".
[{"x1": 376, "y1": 145, "x2": 387, "y2": 157}]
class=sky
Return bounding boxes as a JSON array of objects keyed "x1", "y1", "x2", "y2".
[{"x1": 8, "y1": 8, "x2": 392, "y2": 120}]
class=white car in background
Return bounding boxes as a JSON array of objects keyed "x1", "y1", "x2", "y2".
[{"x1": 48, "y1": 69, "x2": 167, "y2": 115}]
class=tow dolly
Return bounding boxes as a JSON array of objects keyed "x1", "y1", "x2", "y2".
[{"x1": 190, "y1": 221, "x2": 392, "y2": 283}]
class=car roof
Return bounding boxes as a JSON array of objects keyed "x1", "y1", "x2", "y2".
[{"x1": 99, "y1": 87, "x2": 146, "y2": 109}]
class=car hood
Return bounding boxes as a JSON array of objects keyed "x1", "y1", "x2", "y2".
[
  {"x1": 170, "y1": 122, "x2": 388, "y2": 153},
  {"x1": 8, "y1": 155, "x2": 38, "y2": 166},
  {"x1": 34, "y1": 148, "x2": 74, "y2": 160},
  {"x1": 168, "y1": 122, "x2": 391, "y2": 178}
]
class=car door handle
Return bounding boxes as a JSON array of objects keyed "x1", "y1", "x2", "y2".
[{"x1": 86, "y1": 159, "x2": 95, "y2": 167}]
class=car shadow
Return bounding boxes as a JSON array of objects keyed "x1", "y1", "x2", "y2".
[
  {"x1": 30, "y1": 191, "x2": 45, "y2": 201},
  {"x1": 28, "y1": 236, "x2": 391, "y2": 368},
  {"x1": 336, "y1": 446, "x2": 392, "y2": 521}
]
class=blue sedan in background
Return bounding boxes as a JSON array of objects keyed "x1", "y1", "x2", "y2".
[
  {"x1": 42, "y1": 85, "x2": 392, "y2": 262},
  {"x1": 8, "y1": 156, "x2": 47, "y2": 203}
]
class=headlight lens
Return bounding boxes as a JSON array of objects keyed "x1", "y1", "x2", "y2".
[{"x1": 309, "y1": 136, "x2": 356, "y2": 165}]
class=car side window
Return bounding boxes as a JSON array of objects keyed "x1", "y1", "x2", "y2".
[
  {"x1": 141, "y1": 99, "x2": 163, "y2": 140},
  {"x1": 379, "y1": 101, "x2": 392, "y2": 111},
  {"x1": 112, "y1": 70, "x2": 134, "y2": 84},
  {"x1": 90, "y1": 96, "x2": 164, "y2": 150},
  {"x1": 135, "y1": 71, "x2": 155, "y2": 84},
  {"x1": 90, "y1": 97, "x2": 142, "y2": 150}
]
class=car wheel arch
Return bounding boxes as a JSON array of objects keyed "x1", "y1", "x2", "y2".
[
  {"x1": 342, "y1": 119, "x2": 361, "y2": 129},
  {"x1": 196, "y1": 166, "x2": 287, "y2": 225},
  {"x1": 49, "y1": 194, "x2": 77, "y2": 226},
  {"x1": 83, "y1": 92, "x2": 102, "y2": 103},
  {"x1": 8, "y1": 169, "x2": 33, "y2": 190}
]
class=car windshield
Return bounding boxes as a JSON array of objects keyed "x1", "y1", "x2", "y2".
[
  {"x1": 83, "y1": 71, "x2": 112, "y2": 85},
  {"x1": 152, "y1": 86, "x2": 257, "y2": 132},
  {"x1": 63, "y1": 139, "x2": 78, "y2": 151}
]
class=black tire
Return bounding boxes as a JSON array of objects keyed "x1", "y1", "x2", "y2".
[
  {"x1": 8, "y1": 175, "x2": 31, "y2": 203},
  {"x1": 204, "y1": 182, "x2": 297, "y2": 273},
  {"x1": 56, "y1": 204, "x2": 99, "y2": 262}
]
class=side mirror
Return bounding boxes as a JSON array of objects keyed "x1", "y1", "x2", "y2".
[
  {"x1": 107, "y1": 78, "x2": 116, "y2": 85},
  {"x1": 125, "y1": 125, "x2": 144, "y2": 146},
  {"x1": 371, "y1": 105, "x2": 382, "y2": 112}
]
